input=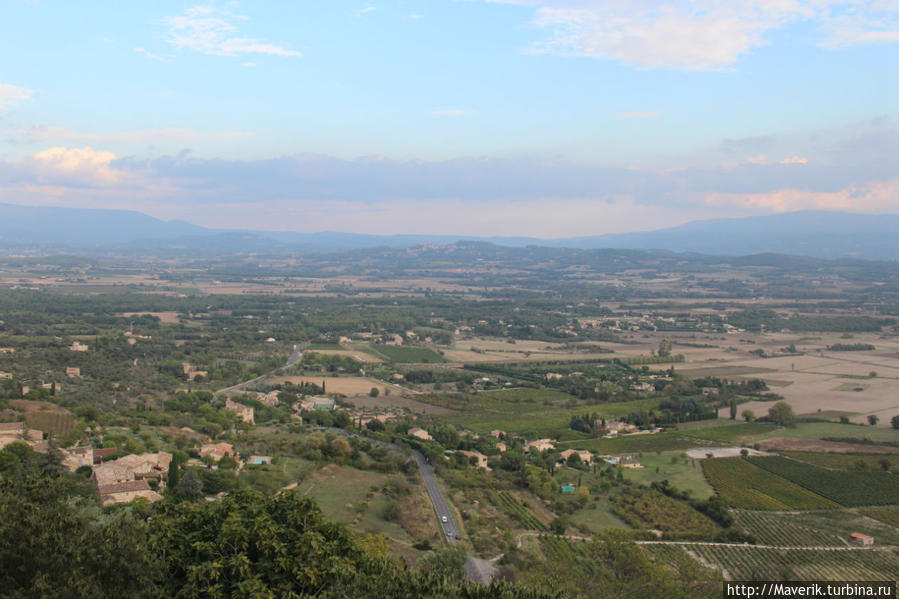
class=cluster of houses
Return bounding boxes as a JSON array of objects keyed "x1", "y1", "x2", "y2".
[
  {"x1": 88, "y1": 450, "x2": 172, "y2": 506},
  {"x1": 406, "y1": 426, "x2": 643, "y2": 473}
]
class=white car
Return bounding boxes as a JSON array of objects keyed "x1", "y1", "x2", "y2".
[{"x1": 441, "y1": 516, "x2": 448, "y2": 523}]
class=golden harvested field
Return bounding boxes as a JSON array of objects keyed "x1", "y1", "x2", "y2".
[
  {"x1": 270, "y1": 376, "x2": 396, "y2": 396},
  {"x1": 644, "y1": 330, "x2": 899, "y2": 428}
]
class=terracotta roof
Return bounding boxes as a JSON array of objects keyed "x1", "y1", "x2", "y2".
[{"x1": 97, "y1": 479, "x2": 150, "y2": 494}]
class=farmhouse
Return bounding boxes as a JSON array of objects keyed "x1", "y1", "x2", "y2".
[
  {"x1": 560, "y1": 449, "x2": 593, "y2": 465},
  {"x1": 95, "y1": 479, "x2": 162, "y2": 506},
  {"x1": 0, "y1": 371, "x2": 11, "y2": 379},
  {"x1": 70, "y1": 341, "x2": 88, "y2": 352},
  {"x1": 199, "y1": 442, "x2": 234, "y2": 461},
  {"x1": 849, "y1": 533, "x2": 874, "y2": 546},
  {"x1": 525, "y1": 439, "x2": 556, "y2": 453},
  {"x1": 182, "y1": 363, "x2": 208, "y2": 381},
  {"x1": 408, "y1": 427, "x2": 433, "y2": 441},
  {"x1": 495, "y1": 442, "x2": 507, "y2": 453},
  {"x1": 65, "y1": 367, "x2": 81, "y2": 378},
  {"x1": 454, "y1": 450, "x2": 489, "y2": 470},
  {"x1": 92, "y1": 452, "x2": 172, "y2": 485},
  {"x1": 258, "y1": 390, "x2": 281, "y2": 406},
  {"x1": 490, "y1": 429, "x2": 505, "y2": 438},
  {"x1": 225, "y1": 398, "x2": 255, "y2": 424}
]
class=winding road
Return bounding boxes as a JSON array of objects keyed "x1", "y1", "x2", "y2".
[{"x1": 215, "y1": 343, "x2": 304, "y2": 395}]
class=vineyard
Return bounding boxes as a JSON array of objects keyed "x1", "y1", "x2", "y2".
[
  {"x1": 747, "y1": 456, "x2": 899, "y2": 507},
  {"x1": 861, "y1": 507, "x2": 899, "y2": 528},
  {"x1": 609, "y1": 487, "x2": 720, "y2": 540},
  {"x1": 733, "y1": 511, "x2": 843, "y2": 546},
  {"x1": 702, "y1": 458, "x2": 838, "y2": 510},
  {"x1": 539, "y1": 536, "x2": 596, "y2": 581},
  {"x1": 684, "y1": 545, "x2": 899, "y2": 581},
  {"x1": 490, "y1": 490, "x2": 546, "y2": 530}
]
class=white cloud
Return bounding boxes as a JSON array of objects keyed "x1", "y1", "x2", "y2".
[
  {"x1": 28, "y1": 146, "x2": 123, "y2": 186},
  {"x1": 780, "y1": 155, "x2": 809, "y2": 164},
  {"x1": 432, "y1": 109, "x2": 472, "y2": 116},
  {"x1": 165, "y1": 6, "x2": 301, "y2": 57},
  {"x1": 515, "y1": 1, "x2": 899, "y2": 71},
  {"x1": 0, "y1": 84, "x2": 35, "y2": 112},
  {"x1": 704, "y1": 179, "x2": 899, "y2": 213},
  {"x1": 408, "y1": 14, "x2": 424, "y2": 20},
  {"x1": 133, "y1": 47, "x2": 171, "y2": 61},
  {"x1": 613, "y1": 110, "x2": 661, "y2": 119},
  {"x1": 4, "y1": 126, "x2": 250, "y2": 144},
  {"x1": 745, "y1": 154, "x2": 768, "y2": 164},
  {"x1": 353, "y1": 6, "x2": 376, "y2": 16}
]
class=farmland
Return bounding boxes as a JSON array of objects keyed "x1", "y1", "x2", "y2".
[
  {"x1": 609, "y1": 487, "x2": 721, "y2": 540},
  {"x1": 702, "y1": 458, "x2": 839, "y2": 510},
  {"x1": 733, "y1": 510, "x2": 899, "y2": 546},
  {"x1": 746, "y1": 456, "x2": 899, "y2": 507},
  {"x1": 366, "y1": 345, "x2": 447, "y2": 363},
  {"x1": 681, "y1": 544, "x2": 899, "y2": 581}
]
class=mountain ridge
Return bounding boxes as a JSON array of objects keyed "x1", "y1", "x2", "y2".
[{"x1": 1, "y1": 203, "x2": 897, "y2": 260}]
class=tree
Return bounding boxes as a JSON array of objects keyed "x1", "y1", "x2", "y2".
[
  {"x1": 892, "y1": 415, "x2": 899, "y2": 430},
  {"x1": 0, "y1": 474, "x2": 162, "y2": 598},
  {"x1": 150, "y1": 489, "x2": 367, "y2": 598},
  {"x1": 729, "y1": 398, "x2": 737, "y2": 420},
  {"x1": 658, "y1": 339, "x2": 672, "y2": 358},
  {"x1": 768, "y1": 402, "x2": 796, "y2": 427},
  {"x1": 867, "y1": 414, "x2": 879, "y2": 426},
  {"x1": 742, "y1": 409, "x2": 755, "y2": 422},
  {"x1": 369, "y1": 387, "x2": 380, "y2": 398}
]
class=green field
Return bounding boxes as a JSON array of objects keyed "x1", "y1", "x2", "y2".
[
  {"x1": 303, "y1": 343, "x2": 346, "y2": 350},
  {"x1": 679, "y1": 422, "x2": 779, "y2": 443},
  {"x1": 560, "y1": 432, "x2": 715, "y2": 454},
  {"x1": 702, "y1": 458, "x2": 839, "y2": 510},
  {"x1": 568, "y1": 497, "x2": 632, "y2": 533},
  {"x1": 444, "y1": 398, "x2": 660, "y2": 437},
  {"x1": 618, "y1": 452, "x2": 714, "y2": 498},
  {"x1": 747, "y1": 456, "x2": 899, "y2": 507},
  {"x1": 753, "y1": 422, "x2": 899, "y2": 443},
  {"x1": 610, "y1": 487, "x2": 720, "y2": 540},
  {"x1": 368, "y1": 345, "x2": 447, "y2": 363}
]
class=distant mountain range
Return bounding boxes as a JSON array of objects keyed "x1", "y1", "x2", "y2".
[{"x1": 1, "y1": 203, "x2": 897, "y2": 260}]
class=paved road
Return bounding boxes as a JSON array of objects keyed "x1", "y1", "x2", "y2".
[
  {"x1": 215, "y1": 343, "x2": 303, "y2": 395},
  {"x1": 412, "y1": 450, "x2": 458, "y2": 544}
]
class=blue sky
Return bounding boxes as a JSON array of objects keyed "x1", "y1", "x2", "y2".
[{"x1": 0, "y1": 0, "x2": 896, "y2": 236}]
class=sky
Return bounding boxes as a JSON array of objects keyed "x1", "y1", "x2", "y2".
[{"x1": 0, "y1": 0, "x2": 896, "y2": 237}]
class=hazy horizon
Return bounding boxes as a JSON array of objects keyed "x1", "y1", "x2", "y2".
[{"x1": 1, "y1": 1, "x2": 896, "y2": 236}]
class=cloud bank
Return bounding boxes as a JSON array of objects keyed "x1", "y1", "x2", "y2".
[{"x1": 0, "y1": 119, "x2": 894, "y2": 235}]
